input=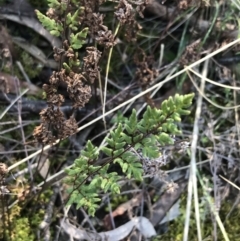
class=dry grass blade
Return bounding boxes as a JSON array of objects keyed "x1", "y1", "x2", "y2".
[
  {"x1": 8, "y1": 37, "x2": 240, "y2": 172},
  {"x1": 183, "y1": 58, "x2": 210, "y2": 241},
  {"x1": 3, "y1": 1, "x2": 240, "y2": 240},
  {"x1": 0, "y1": 88, "x2": 29, "y2": 120}
]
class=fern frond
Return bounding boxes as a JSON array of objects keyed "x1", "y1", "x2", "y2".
[
  {"x1": 66, "y1": 93, "x2": 194, "y2": 216},
  {"x1": 36, "y1": 10, "x2": 63, "y2": 37}
]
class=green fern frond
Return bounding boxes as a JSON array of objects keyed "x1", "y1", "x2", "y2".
[
  {"x1": 66, "y1": 93, "x2": 194, "y2": 216},
  {"x1": 70, "y1": 28, "x2": 89, "y2": 49},
  {"x1": 66, "y1": 8, "x2": 84, "y2": 31},
  {"x1": 36, "y1": 10, "x2": 63, "y2": 37},
  {"x1": 47, "y1": 0, "x2": 60, "y2": 8}
]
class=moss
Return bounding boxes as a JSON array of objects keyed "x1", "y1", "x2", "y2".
[
  {"x1": 10, "y1": 218, "x2": 34, "y2": 241},
  {"x1": 0, "y1": 189, "x2": 53, "y2": 240},
  {"x1": 2, "y1": 46, "x2": 43, "y2": 81},
  {"x1": 15, "y1": 48, "x2": 43, "y2": 79},
  {"x1": 151, "y1": 197, "x2": 240, "y2": 241},
  {"x1": 0, "y1": 204, "x2": 35, "y2": 241}
]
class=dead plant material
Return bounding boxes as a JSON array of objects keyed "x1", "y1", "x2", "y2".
[
  {"x1": 148, "y1": 178, "x2": 187, "y2": 226},
  {"x1": 53, "y1": 47, "x2": 65, "y2": 63},
  {"x1": 95, "y1": 25, "x2": 116, "y2": 48},
  {"x1": 40, "y1": 107, "x2": 65, "y2": 129},
  {"x1": 48, "y1": 71, "x2": 61, "y2": 85},
  {"x1": 0, "y1": 46, "x2": 12, "y2": 72},
  {"x1": 80, "y1": 0, "x2": 116, "y2": 47},
  {"x1": 145, "y1": 0, "x2": 237, "y2": 41},
  {"x1": 180, "y1": 39, "x2": 201, "y2": 66},
  {"x1": 134, "y1": 50, "x2": 159, "y2": 87},
  {"x1": 115, "y1": 0, "x2": 145, "y2": 42},
  {"x1": 0, "y1": 72, "x2": 41, "y2": 95},
  {"x1": 0, "y1": 76, "x2": 9, "y2": 93},
  {"x1": 83, "y1": 47, "x2": 102, "y2": 84},
  {"x1": 46, "y1": 7, "x2": 59, "y2": 20},
  {"x1": 90, "y1": 13, "x2": 104, "y2": 34},
  {"x1": 34, "y1": 11, "x2": 95, "y2": 144},
  {"x1": 33, "y1": 123, "x2": 56, "y2": 145},
  {"x1": 17, "y1": 186, "x2": 31, "y2": 201},
  {"x1": 0, "y1": 163, "x2": 9, "y2": 196},
  {"x1": 0, "y1": 25, "x2": 15, "y2": 60},
  {"x1": 62, "y1": 115, "x2": 78, "y2": 137},
  {"x1": 63, "y1": 71, "x2": 92, "y2": 108},
  {"x1": 33, "y1": 0, "x2": 148, "y2": 147},
  {"x1": 0, "y1": 163, "x2": 8, "y2": 178},
  {"x1": 177, "y1": 0, "x2": 202, "y2": 9},
  {"x1": 103, "y1": 193, "x2": 143, "y2": 230},
  {"x1": 34, "y1": 67, "x2": 89, "y2": 143},
  {"x1": 134, "y1": 49, "x2": 158, "y2": 107},
  {"x1": 35, "y1": 106, "x2": 77, "y2": 141},
  {"x1": 178, "y1": 0, "x2": 189, "y2": 9},
  {"x1": 115, "y1": 0, "x2": 133, "y2": 25},
  {"x1": 136, "y1": 0, "x2": 150, "y2": 18}
]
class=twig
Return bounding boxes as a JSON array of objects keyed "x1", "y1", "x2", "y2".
[
  {"x1": 39, "y1": 184, "x2": 60, "y2": 241},
  {"x1": 15, "y1": 77, "x2": 33, "y2": 182},
  {"x1": 0, "y1": 88, "x2": 29, "y2": 120},
  {"x1": 5, "y1": 163, "x2": 37, "y2": 183}
]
